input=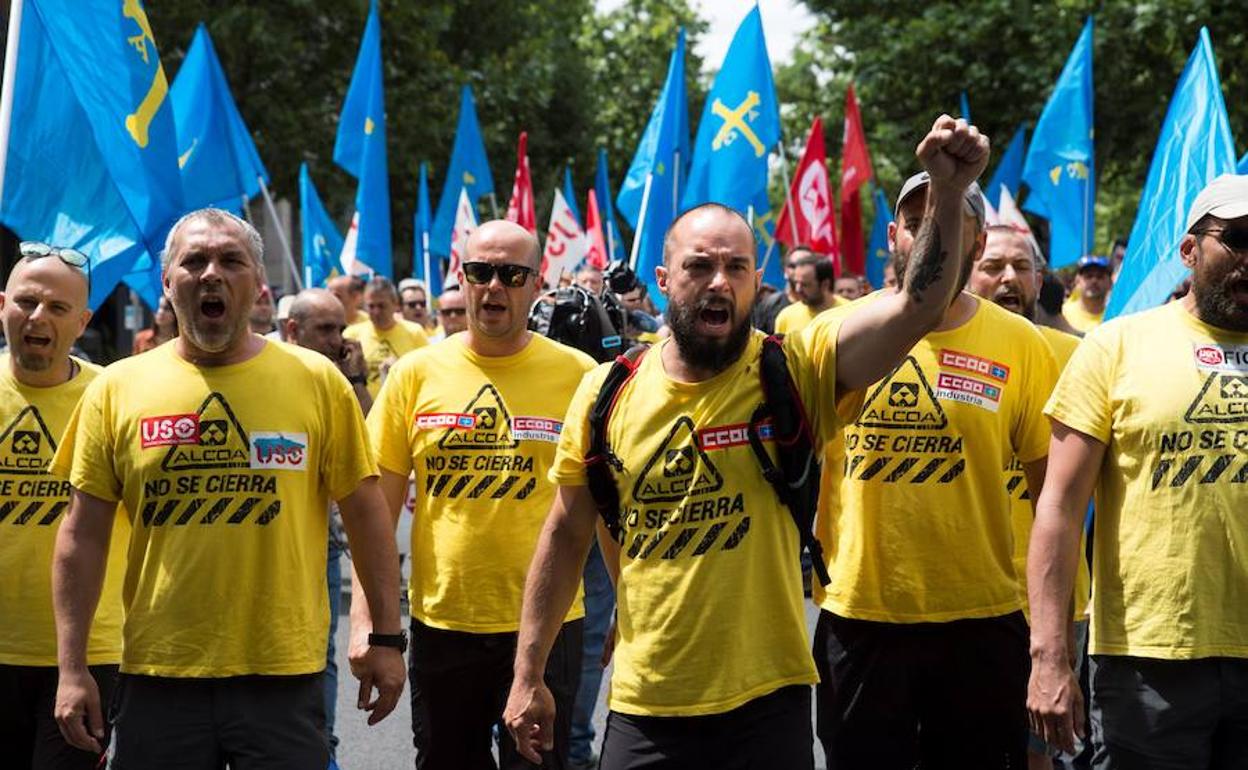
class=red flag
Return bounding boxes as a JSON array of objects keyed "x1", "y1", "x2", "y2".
[
  {"x1": 775, "y1": 116, "x2": 839, "y2": 269},
  {"x1": 839, "y1": 84, "x2": 874, "y2": 275},
  {"x1": 506, "y1": 131, "x2": 536, "y2": 233},
  {"x1": 584, "y1": 189, "x2": 609, "y2": 269}
]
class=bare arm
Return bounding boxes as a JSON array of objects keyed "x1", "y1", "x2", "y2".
[
  {"x1": 836, "y1": 116, "x2": 989, "y2": 392},
  {"x1": 1027, "y1": 422, "x2": 1105, "y2": 753},
  {"x1": 504, "y1": 485, "x2": 599, "y2": 763},
  {"x1": 52, "y1": 489, "x2": 117, "y2": 752},
  {"x1": 348, "y1": 468, "x2": 407, "y2": 639}
]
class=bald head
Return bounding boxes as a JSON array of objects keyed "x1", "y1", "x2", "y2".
[
  {"x1": 288, "y1": 288, "x2": 344, "y2": 325},
  {"x1": 466, "y1": 220, "x2": 541, "y2": 269},
  {"x1": 2, "y1": 254, "x2": 93, "y2": 384},
  {"x1": 662, "y1": 204, "x2": 755, "y2": 265},
  {"x1": 6, "y1": 255, "x2": 90, "y2": 305},
  {"x1": 285, "y1": 289, "x2": 348, "y2": 360}
]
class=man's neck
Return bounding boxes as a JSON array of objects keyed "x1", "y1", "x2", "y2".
[
  {"x1": 1080, "y1": 295, "x2": 1105, "y2": 315},
  {"x1": 10, "y1": 356, "x2": 74, "y2": 388},
  {"x1": 803, "y1": 295, "x2": 834, "y2": 315},
  {"x1": 373, "y1": 318, "x2": 396, "y2": 333},
  {"x1": 175, "y1": 333, "x2": 266, "y2": 367},
  {"x1": 660, "y1": 338, "x2": 731, "y2": 384},
  {"x1": 463, "y1": 329, "x2": 532, "y2": 358}
]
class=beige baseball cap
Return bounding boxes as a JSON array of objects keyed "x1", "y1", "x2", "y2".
[{"x1": 1185, "y1": 174, "x2": 1248, "y2": 232}]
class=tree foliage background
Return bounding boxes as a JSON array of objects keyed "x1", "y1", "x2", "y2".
[{"x1": 140, "y1": 0, "x2": 1248, "y2": 275}]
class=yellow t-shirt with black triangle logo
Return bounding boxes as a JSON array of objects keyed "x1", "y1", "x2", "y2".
[
  {"x1": 345, "y1": 318, "x2": 429, "y2": 397},
  {"x1": 551, "y1": 328, "x2": 855, "y2": 717},
  {"x1": 369, "y1": 334, "x2": 595, "y2": 633},
  {"x1": 813, "y1": 295, "x2": 1058, "y2": 623},
  {"x1": 50, "y1": 341, "x2": 377, "y2": 677},
  {"x1": 1046, "y1": 301, "x2": 1248, "y2": 659},
  {"x1": 0, "y1": 356, "x2": 129, "y2": 666}
]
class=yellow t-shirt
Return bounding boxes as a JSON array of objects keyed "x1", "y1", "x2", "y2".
[
  {"x1": 0, "y1": 357, "x2": 129, "y2": 666},
  {"x1": 1062, "y1": 299, "x2": 1104, "y2": 333},
  {"x1": 1046, "y1": 301, "x2": 1248, "y2": 659},
  {"x1": 552, "y1": 328, "x2": 853, "y2": 717},
  {"x1": 368, "y1": 334, "x2": 595, "y2": 633},
  {"x1": 1007, "y1": 325, "x2": 1091, "y2": 621},
  {"x1": 814, "y1": 295, "x2": 1058, "y2": 622},
  {"x1": 345, "y1": 319, "x2": 430, "y2": 397},
  {"x1": 773, "y1": 296, "x2": 847, "y2": 336},
  {"x1": 50, "y1": 341, "x2": 376, "y2": 677}
]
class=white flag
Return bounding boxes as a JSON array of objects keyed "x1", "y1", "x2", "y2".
[
  {"x1": 447, "y1": 187, "x2": 478, "y2": 287},
  {"x1": 541, "y1": 188, "x2": 587, "y2": 287},
  {"x1": 339, "y1": 210, "x2": 364, "y2": 275},
  {"x1": 998, "y1": 187, "x2": 1045, "y2": 263}
]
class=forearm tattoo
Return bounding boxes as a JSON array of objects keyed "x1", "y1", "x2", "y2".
[{"x1": 905, "y1": 220, "x2": 946, "y2": 304}]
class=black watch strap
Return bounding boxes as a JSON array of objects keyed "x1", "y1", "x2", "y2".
[{"x1": 368, "y1": 631, "x2": 408, "y2": 653}]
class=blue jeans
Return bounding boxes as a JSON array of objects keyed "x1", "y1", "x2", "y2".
[
  {"x1": 325, "y1": 542, "x2": 344, "y2": 760},
  {"x1": 570, "y1": 540, "x2": 616, "y2": 763}
]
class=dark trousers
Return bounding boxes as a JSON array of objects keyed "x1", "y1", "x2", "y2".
[
  {"x1": 409, "y1": 617, "x2": 583, "y2": 770},
  {"x1": 1090, "y1": 655, "x2": 1248, "y2": 770},
  {"x1": 598, "y1": 685, "x2": 813, "y2": 770},
  {"x1": 0, "y1": 663, "x2": 118, "y2": 770},
  {"x1": 814, "y1": 609, "x2": 1029, "y2": 769},
  {"x1": 110, "y1": 673, "x2": 327, "y2": 770}
]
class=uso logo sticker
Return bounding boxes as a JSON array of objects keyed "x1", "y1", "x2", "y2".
[
  {"x1": 141, "y1": 414, "x2": 199, "y2": 448},
  {"x1": 250, "y1": 432, "x2": 308, "y2": 470}
]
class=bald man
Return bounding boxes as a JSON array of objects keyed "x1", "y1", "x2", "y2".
[
  {"x1": 356, "y1": 220, "x2": 597, "y2": 768},
  {"x1": 0, "y1": 246, "x2": 129, "y2": 769}
]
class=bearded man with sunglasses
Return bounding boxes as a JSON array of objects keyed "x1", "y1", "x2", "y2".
[
  {"x1": 1029, "y1": 174, "x2": 1248, "y2": 767},
  {"x1": 0, "y1": 244, "x2": 130, "y2": 769},
  {"x1": 356, "y1": 219, "x2": 596, "y2": 769}
]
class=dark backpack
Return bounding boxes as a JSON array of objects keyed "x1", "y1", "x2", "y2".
[{"x1": 584, "y1": 336, "x2": 831, "y2": 586}]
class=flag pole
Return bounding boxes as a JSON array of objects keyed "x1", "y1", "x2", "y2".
[
  {"x1": 760, "y1": 238, "x2": 777, "y2": 277},
  {"x1": 488, "y1": 193, "x2": 499, "y2": 220},
  {"x1": 776, "y1": 140, "x2": 800, "y2": 245},
  {"x1": 628, "y1": 173, "x2": 654, "y2": 270},
  {"x1": 672, "y1": 150, "x2": 682, "y2": 218},
  {"x1": 257, "y1": 175, "x2": 304, "y2": 291},
  {"x1": 0, "y1": 0, "x2": 27, "y2": 206},
  {"x1": 1081, "y1": 171, "x2": 1090, "y2": 260},
  {"x1": 421, "y1": 231, "x2": 432, "y2": 293}
]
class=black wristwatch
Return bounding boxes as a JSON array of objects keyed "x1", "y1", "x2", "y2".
[
  {"x1": 368, "y1": 631, "x2": 408, "y2": 653},
  {"x1": 347, "y1": 373, "x2": 367, "y2": 386}
]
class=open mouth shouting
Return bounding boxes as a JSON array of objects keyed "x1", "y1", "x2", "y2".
[
  {"x1": 696, "y1": 297, "x2": 734, "y2": 335},
  {"x1": 993, "y1": 288, "x2": 1022, "y2": 313},
  {"x1": 200, "y1": 295, "x2": 227, "y2": 320},
  {"x1": 21, "y1": 330, "x2": 53, "y2": 352}
]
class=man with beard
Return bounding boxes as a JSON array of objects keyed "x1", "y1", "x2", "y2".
[
  {"x1": 284, "y1": 288, "x2": 371, "y2": 766},
  {"x1": 774, "y1": 250, "x2": 844, "y2": 335},
  {"x1": 810, "y1": 172, "x2": 1059, "y2": 769},
  {"x1": 358, "y1": 220, "x2": 596, "y2": 769},
  {"x1": 0, "y1": 247, "x2": 129, "y2": 769},
  {"x1": 503, "y1": 115, "x2": 989, "y2": 769},
  {"x1": 1029, "y1": 174, "x2": 1248, "y2": 766},
  {"x1": 968, "y1": 225, "x2": 1092, "y2": 769},
  {"x1": 1062, "y1": 256, "x2": 1112, "y2": 333},
  {"x1": 50, "y1": 209, "x2": 407, "y2": 769}
]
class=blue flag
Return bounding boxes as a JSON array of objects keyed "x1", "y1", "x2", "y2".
[
  {"x1": 619, "y1": 28, "x2": 689, "y2": 283},
  {"x1": 299, "y1": 164, "x2": 343, "y2": 289},
  {"x1": 682, "y1": 9, "x2": 779, "y2": 216},
  {"x1": 170, "y1": 25, "x2": 268, "y2": 214},
  {"x1": 595, "y1": 149, "x2": 626, "y2": 262},
  {"x1": 753, "y1": 190, "x2": 783, "y2": 289},
  {"x1": 0, "y1": 0, "x2": 184, "y2": 310},
  {"x1": 562, "y1": 167, "x2": 581, "y2": 225},
  {"x1": 1106, "y1": 28, "x2": 1236, "y2": 320},
  {"x1": 415, "y1": 161, "x2": 440, "y2": 293},
  {"x1": 985, "y1": 126, "x2": 1027, "y2": 210},
  {"x1": 1238, "y1": 151, "x2": 1248, "y2": 174},
  {"x1": 333, "y1": 1, "x2": 391, "y2": 277},
  {"x1": 959, "y1": 91, "x2": 971, "y2": 122},
  {"x1": 866, "y1": 185, "x2": 893, "y2": 290},
  {"x1": 431, "y1": 85, "x2": 494, "y2": 257},
  {"x1": 1022, "y1": 17, "x2": 1095, "y2": 268}
]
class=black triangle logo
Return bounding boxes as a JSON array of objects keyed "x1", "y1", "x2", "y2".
[
  {"x1": 855, "y1": 356, "x2": 948, "y2": 430},
  {"x1": 0, "y1": 405, "x2": 58, "y2": 476},
  {"x1": 632, "y1": 416, "x2": 724, "y2": 504},
  {"x1": 1185, "y1": 372, "x2": 1248, "y2": 424},
  {"x1": 438, "y1": 383, "x2": 518, "y2": 450},
  {"x1": 161, "y1": 392, "x2": 251, "y2": 471}
]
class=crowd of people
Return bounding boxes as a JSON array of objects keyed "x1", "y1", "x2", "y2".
[{"x1": 1, "y1": 114, "x2": 1245, "y2": 770}]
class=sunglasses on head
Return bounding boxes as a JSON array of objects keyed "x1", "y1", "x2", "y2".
[
  {"x1": 1193, "y1": 227, "x2": 1248, "y2": 253},
  {"x1": 20, "y1": 241, "x2": 92, "y2": 289},
  {"x1": 462, "y1": 262, "x2": 535, "y2": 288}
]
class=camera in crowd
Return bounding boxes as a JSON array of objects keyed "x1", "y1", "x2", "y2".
[{"x1": 528, "y1": 260, "x2": 660, "y2": 362}]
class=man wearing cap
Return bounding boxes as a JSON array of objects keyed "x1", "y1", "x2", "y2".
[
  {"x1": 1062, "y1": 256, "x2": 1113, "y2": 333},
  {"x1": 812, "y1": 171, "x2": 1059, "y2": 768},
  {"x1": 1029, "y1": 174, "x2": 1248, "y2": 765}
]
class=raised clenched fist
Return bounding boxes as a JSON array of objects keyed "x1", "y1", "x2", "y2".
[{"x1": 916, "y1": 115, "x2": 990, "y2": 191}]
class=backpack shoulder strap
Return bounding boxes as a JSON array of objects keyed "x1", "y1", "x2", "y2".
[{"x1": 585, "y1": 344, "x2": 649, "y2": 542}]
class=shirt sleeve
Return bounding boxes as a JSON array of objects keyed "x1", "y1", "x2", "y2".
[
  {"x1": 548, "y1": 366, "x2": 609, "y2": 487},
  {"x1": 1045, "y1": 327, "x2": 1116, "y2": 445},
  {"x1": 1011, "y1": 326, "x2": 1060, "y2": 464},
  {"x1": 322, "y1": 365, "x2": 379, "y2": 502},
  {"x1": 50, "y1": 376, "x2": 122, "y2": 502},
  {"x1": 366, "y1": 358, "x2": 416, "y2": 477}
]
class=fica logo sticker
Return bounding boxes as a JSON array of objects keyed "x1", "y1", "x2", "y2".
[{"x1": 1192, "y1": 343, "x2": 1248, "y2": 373}]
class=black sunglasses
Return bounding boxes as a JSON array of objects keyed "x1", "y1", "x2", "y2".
[
  {"x1": 20, "y1": 241, "x2": 92, "y2": 293},
  {"x1": 440, "y1": 307, "x2": 466, "y2": 316},
  {"x1": 404, "y1": 300, "x2": 427, "y2": 309},
  {"x1": 1193, "y1": 227, "x2": 1248, "y2": 253},
  {"x1": 462, "y1": 262, "x2": 536, "y2": 288}
]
